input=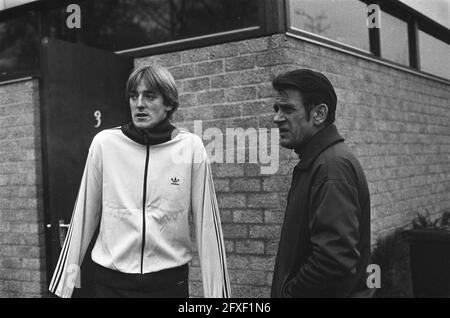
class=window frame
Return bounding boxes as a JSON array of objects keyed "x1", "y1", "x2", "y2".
[
  {"x1": 378, "y1": 9, "x2": 410, "y2": 66},
  {"x1": 285, "y1": 0, "x2": 450, "y2": 83},
  {"x1": 417, "y1": 28, "x2": 450, "y2": 80},
  {"x1": 0, "y1": 0, "x2": 283, "y2": 82},
  {"x1": 114, "y1": 0, "x2": 273, "y2": 57},
  {"x1": 285, "y1": 0, "x2": 375, "y2": 55}
]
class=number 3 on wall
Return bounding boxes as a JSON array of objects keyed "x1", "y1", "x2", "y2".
[{"x1": 94, "y1": 110, "x2": 102, "y2": 128}]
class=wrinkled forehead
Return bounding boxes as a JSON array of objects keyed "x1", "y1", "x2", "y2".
[
  {"x1": 274, "y1": 91, "x2": 289, "y2": 103},
  {"x1": 273, "y1": 89, "x2": 302, "y2": 104}
]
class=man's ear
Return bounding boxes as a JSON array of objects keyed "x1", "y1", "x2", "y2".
[
  {"x1": 165, "y1": 103, "x2": 173, "y2": 112},
  {"x1": 312, "y1": 104, "x2": 328, "y2": 125}
]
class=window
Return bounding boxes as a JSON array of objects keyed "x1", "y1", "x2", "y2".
[
  {"x1": 287, "y1": 0, "x2": 450, "y2": 81},
  {"x1": 418, "y1": 31, "x2": 450, "y2": 79},
  {"x1": 45, "y1": 0, "x2": 260, "y2": 52},
  {"x1": 288, "y1": 0, "x2": 370, "y2": 51},
  {"x1": 379, "y1": 11, "x2": 409, "y2": 66},
  {"x1": 0, "y1": 0, "x2": 261, "y2": 80},
  {"x1": 0, "y1": 10, "x2": 40, "y2": 78}
]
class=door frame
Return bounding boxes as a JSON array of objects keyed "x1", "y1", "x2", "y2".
[{"x1": 39, "y1": 38, "x2": 133, "y2": 296}]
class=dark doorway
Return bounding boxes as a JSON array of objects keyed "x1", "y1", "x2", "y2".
[{"x1": 40, "y1": 38, "x2": 133, "y2": 297}]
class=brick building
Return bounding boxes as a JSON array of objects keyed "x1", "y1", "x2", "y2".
[{"x1": 0, "y1": 0, "x2": 449, "y2": 297}]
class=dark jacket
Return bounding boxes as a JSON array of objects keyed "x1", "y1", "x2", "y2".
[{"x1": 271, "y1": 124, "x2": 371, "y2": 298}]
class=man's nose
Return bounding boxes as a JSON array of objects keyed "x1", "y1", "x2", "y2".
[
  {"x1": 136, "y1": 95, "x2": 144, "y2": 107},
  {"x1": 273, "y1": 112, "x2": 285, "y2": 124}
]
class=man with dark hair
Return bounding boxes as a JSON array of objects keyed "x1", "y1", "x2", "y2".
[{"x1": 271, "y1": 69, "x2": 372, "y2": 297}]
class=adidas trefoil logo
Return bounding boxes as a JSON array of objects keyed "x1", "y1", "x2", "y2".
[{"x1": 171, "y1": 177, "x2": 180, "y2": 185}]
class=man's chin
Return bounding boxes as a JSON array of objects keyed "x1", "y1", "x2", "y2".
[{"x1": 279, "y1": 139, "x2": 295, "y2": 149}]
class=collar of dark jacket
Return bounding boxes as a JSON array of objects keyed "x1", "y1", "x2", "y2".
[
  {"x1": 294, "y1": 124, "x2": 345, "y2": 170},
  {"x1": 121, "y1": 117, "x2": 176, "y2": 146}
]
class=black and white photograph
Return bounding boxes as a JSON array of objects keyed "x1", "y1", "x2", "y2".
[{"x1": 0, "y1": 0, "x2": 449, "y2": 301}]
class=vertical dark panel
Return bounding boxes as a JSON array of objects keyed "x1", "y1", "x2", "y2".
[
  {"x1": 368, "y1": 14, "x2": 381, "y2": 57},
  {"x1": 263, "y1": 0, "x2": 287, "y2": 35},
  {"x1": 40, "y1": 38, "x2": 133, "y2": 297},
  {"x1": 408, "y1": 18, "x2": 420, "y2": 69}
]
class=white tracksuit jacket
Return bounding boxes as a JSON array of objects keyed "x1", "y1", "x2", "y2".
[{"x1": 49, "y1": 127, "x2": 230, "y2": 298}]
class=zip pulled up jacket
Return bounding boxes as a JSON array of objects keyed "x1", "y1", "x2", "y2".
[
  {"x1": 271, "y1": 124, "x2": 371, "y2": 297},
  {"x1": 49, "y1": 125, "x2": 230, "y2": 298}
]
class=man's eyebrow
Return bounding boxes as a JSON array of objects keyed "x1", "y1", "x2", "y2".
[
  {"x1": 274, "y1": 94, "x2": 290, "y2": 102},
  {"x1": 130, "y1": 89, "x2": 156, "y2": 94},
  {"x1": 276, "y1": 101, "x2": 295, "y2": 108}
]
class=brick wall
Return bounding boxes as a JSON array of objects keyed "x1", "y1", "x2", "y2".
[
  {"x1": 0, "y1": 79, "x2": 47, "y2": 297},
  {"x1": 137, "y1": 34, "x2": 450, "y2": 297}
]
